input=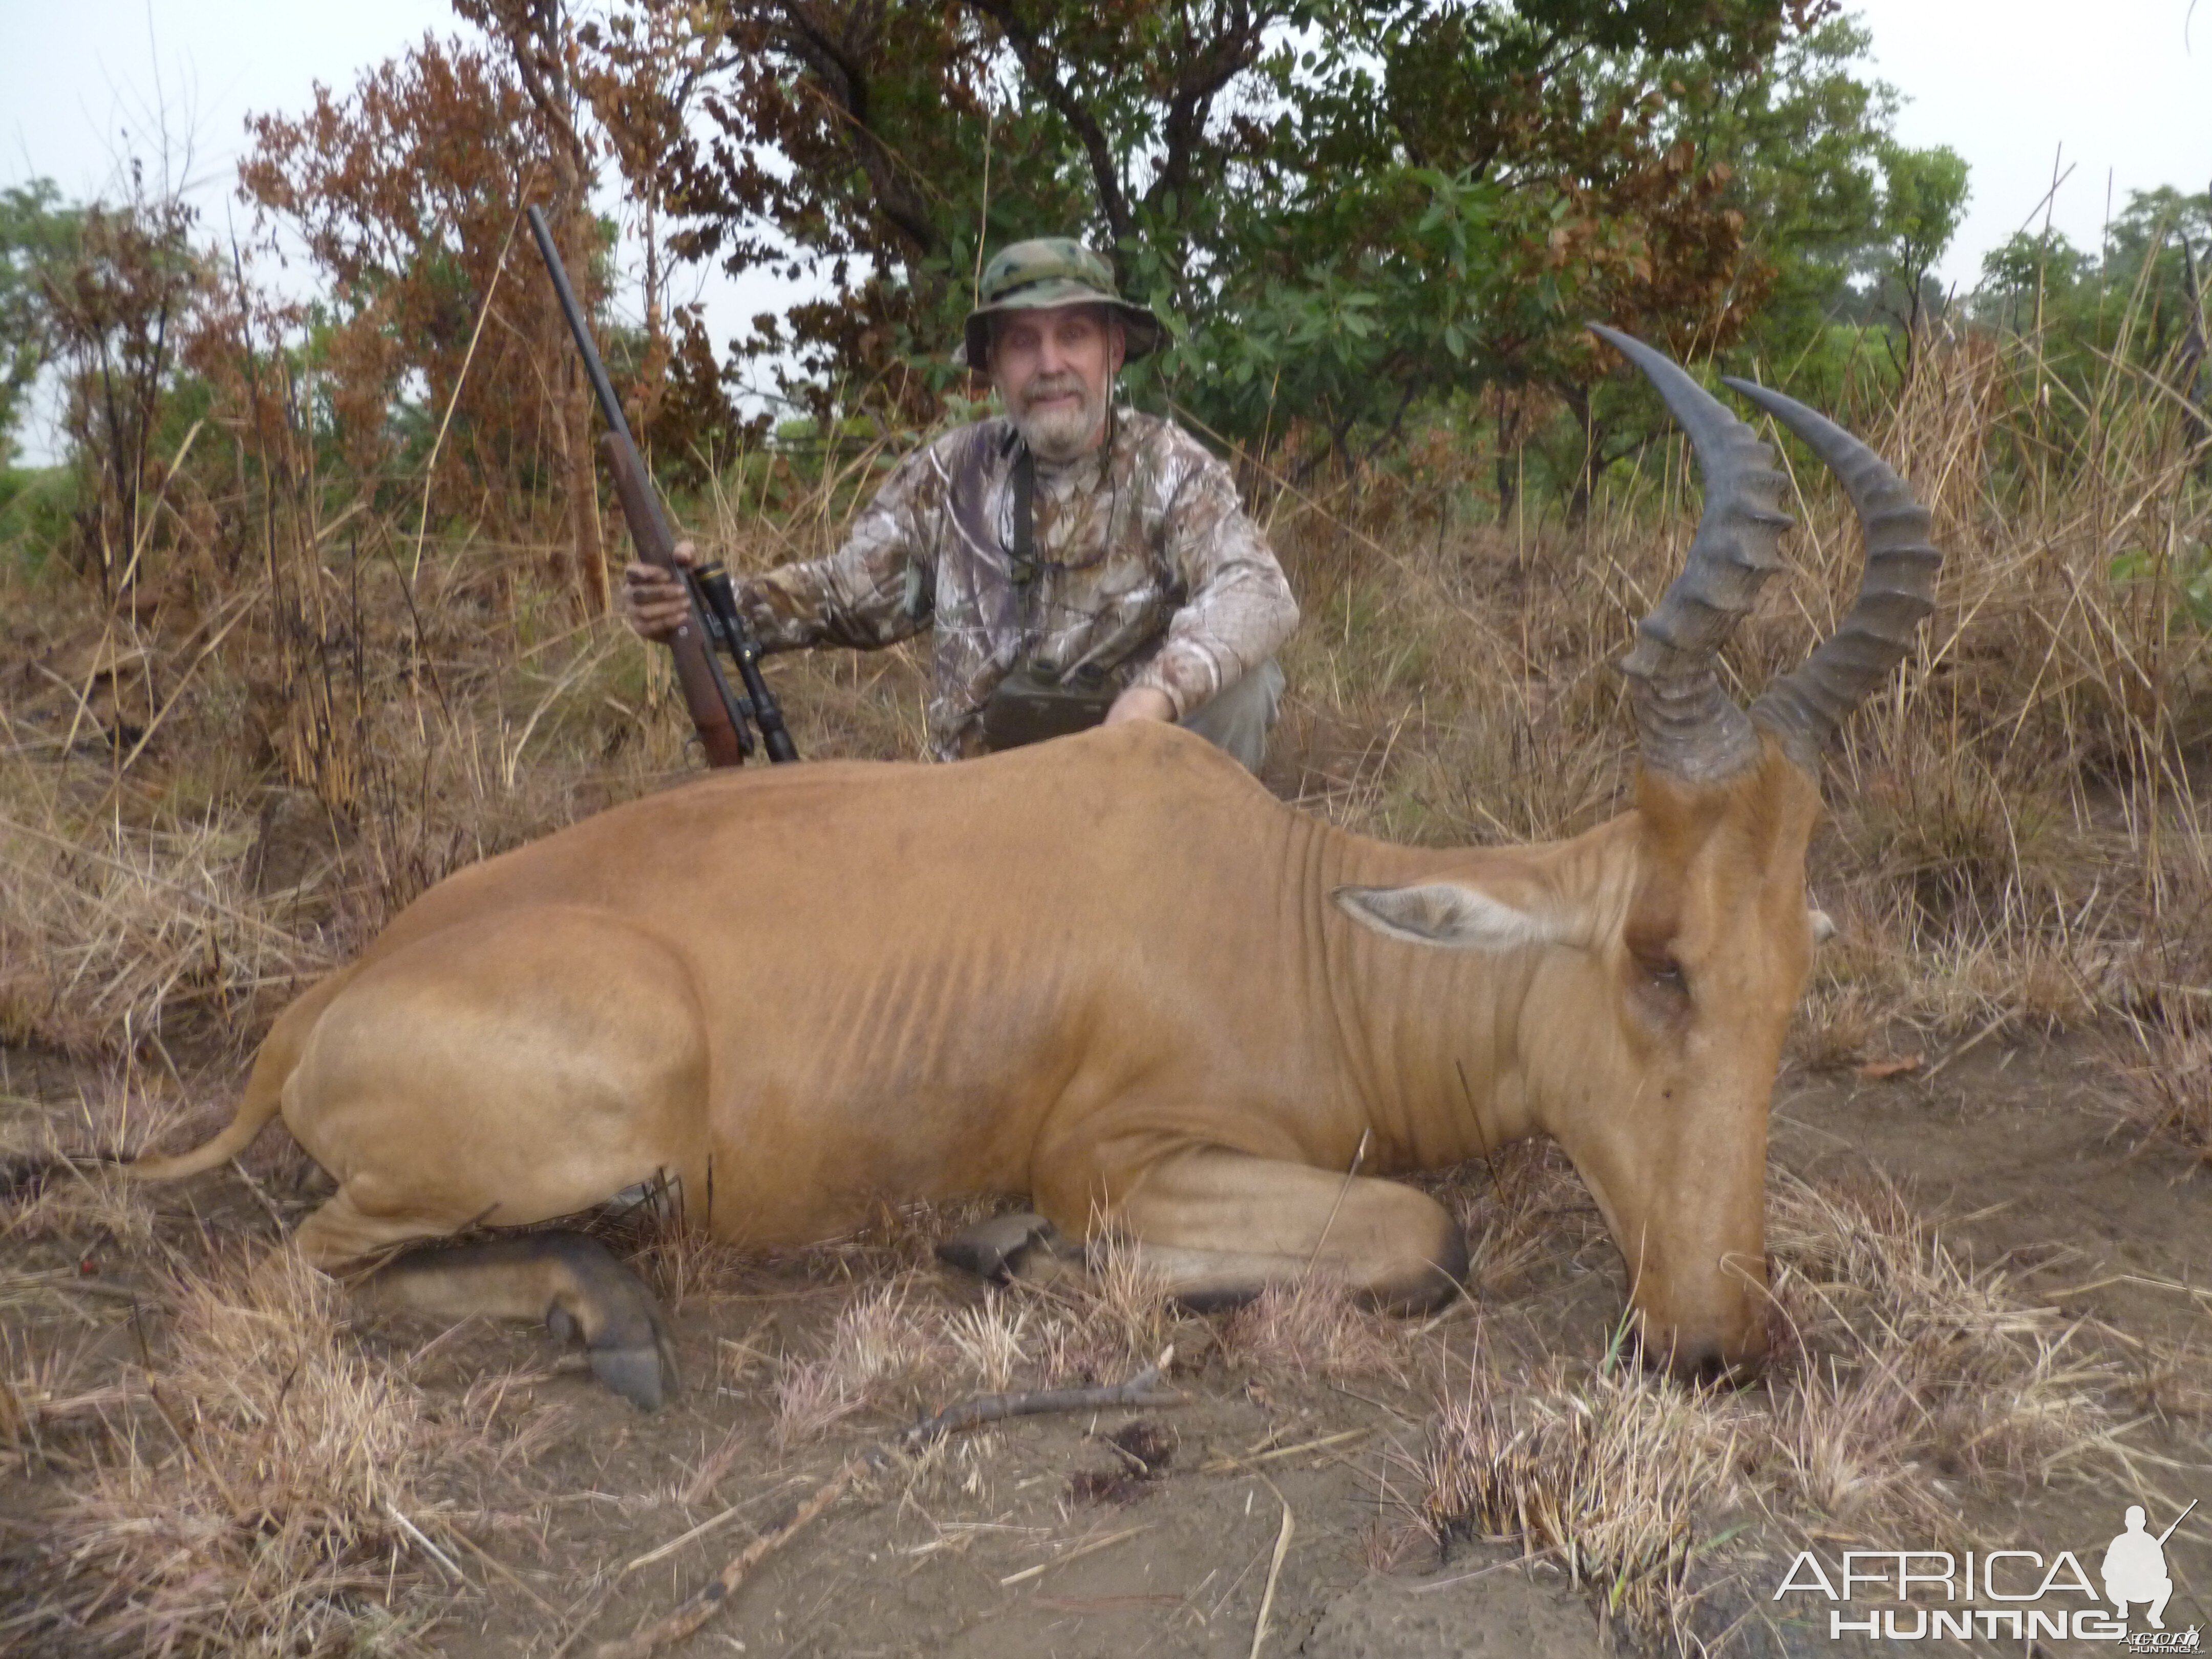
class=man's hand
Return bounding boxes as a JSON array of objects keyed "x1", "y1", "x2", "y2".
[
  {"x1": 1104, "y1": 685, "x2": 1176, "y2": 726},
  {"x1": 622, "y1": 540, "x2": 700, "y2": 642}
]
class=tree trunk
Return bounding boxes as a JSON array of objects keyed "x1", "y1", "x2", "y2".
[
  {"x1": 478, "y1": 0, "x2": 609, "y2": 618},
  {"x1": 1494, "y1": 386, "x2": 1519, "y2": 526}
]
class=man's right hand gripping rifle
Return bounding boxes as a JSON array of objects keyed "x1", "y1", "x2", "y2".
[{"x1": 623, "y1": 544, "x2": 713, "y2": 645}]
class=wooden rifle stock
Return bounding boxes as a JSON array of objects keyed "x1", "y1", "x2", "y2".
[{"x1": 600, "y1": 436, "x2": 750, "y2": 768}]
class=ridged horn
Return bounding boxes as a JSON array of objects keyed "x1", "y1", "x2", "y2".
[
  {"x1": 1720, "y1": 377, "x2": 1942, "y2": 771},
  {"x1": 1590, "y1": 324, "x2": 1795, "y2": 782}
]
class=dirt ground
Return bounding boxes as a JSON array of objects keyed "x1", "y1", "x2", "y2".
[{"x1": 3, "y1": 1030, "x2": 2208, "y2": 1659}]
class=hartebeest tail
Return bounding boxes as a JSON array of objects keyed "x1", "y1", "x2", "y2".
[
  {"x1": 125, "y1": 967, "x2": 358, "y2": 1180},
  {"x1": 123, "y1": 329, "x2": 1942, "y2": 1407}
]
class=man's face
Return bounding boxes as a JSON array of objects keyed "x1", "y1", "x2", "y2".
[{"x1": 989, "y1": 304, "x2": 1124, "y2": 463}]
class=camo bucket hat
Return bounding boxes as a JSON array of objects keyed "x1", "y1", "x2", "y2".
[{"x1": 960, "y1": 238, "x2": 1165, "y2": 369}]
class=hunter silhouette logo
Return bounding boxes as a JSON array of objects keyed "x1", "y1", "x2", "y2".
[
  {"x1": 2104, "y1": 1502, "x2": 2188, "y2": 1629},
  {"x1": 1774, "y1": 1497, "x2": 2200, "y2": 1644}
]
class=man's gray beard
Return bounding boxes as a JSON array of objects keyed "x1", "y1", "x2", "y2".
[{"x1": 1010, "y1": 385, "x2": 1106, "y2": 464}]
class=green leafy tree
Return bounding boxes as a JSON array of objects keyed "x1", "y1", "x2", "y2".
[
  {"x1": 647, "y1": 0, "x2": 1907, "y2": 513},
  {"x1": 1859, "y1": 140, "x2": 1968, "y2": 381},
  {"x1": 0, "y1": 179, "x2": 83, "y2": 467},
  {"x1": 33, "y1": 172, "x2": 209, "y2": 599}
]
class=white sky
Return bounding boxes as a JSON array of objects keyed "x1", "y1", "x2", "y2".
[
  {"x1": 5, "y1": 0, "x2": 2209, "y2": 460},
  {"x1": 1851, "y1": 0, "x2": 2212, "y2": 283}
]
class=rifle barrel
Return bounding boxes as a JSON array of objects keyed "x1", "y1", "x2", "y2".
[
  {"x1": 527, "y1": 206, "x2": 633, "y2": 448},
  {"x1": 2156, "y1": 1498, "x2": 2198, "y2": 1546}
]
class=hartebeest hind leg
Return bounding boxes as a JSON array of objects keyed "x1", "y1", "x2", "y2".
[
  {"x1": 279, "y1": 908, "x2": 713, "y2": 1408},
  {"x1": 1023, "y1": 1146, "x2": 1467, "y2": 1313},
  {"x1": 287, "y1": 1195, "x2": 678, "y2": 1408}
]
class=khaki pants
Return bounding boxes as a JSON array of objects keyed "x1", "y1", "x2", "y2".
[{"x1": 1181, "y1": 658, "x2": 1286, "y2": 774}]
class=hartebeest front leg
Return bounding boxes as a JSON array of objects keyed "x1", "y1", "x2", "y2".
[{"x1": 1007, "y1": 1145, "x2": 1467, "y2": 1313}]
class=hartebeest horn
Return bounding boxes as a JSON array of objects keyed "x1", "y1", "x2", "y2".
[
  {"x1": 1720, "y1": 377, "x2": 1942, "y2": 770},
  {"x1": 1590, "y1": 325, "x2": 1794, "y2": 782}
]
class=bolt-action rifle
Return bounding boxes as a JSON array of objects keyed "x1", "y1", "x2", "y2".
[{"x1": 526, "y1": 205, "x2": 798, "y2": 766}]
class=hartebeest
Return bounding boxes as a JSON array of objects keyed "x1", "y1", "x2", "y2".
[{"x1": 130, "y1": 330, "x2": 1940, "y2": 1408}]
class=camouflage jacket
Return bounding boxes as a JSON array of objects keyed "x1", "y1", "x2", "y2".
[{"x1": 735, "y1": 410, "x2": 1299, "y2": 760}]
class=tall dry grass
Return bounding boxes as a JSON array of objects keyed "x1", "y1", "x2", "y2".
[{"x1": 0, "y1": 509, "x2": 929, "y2": 1060}]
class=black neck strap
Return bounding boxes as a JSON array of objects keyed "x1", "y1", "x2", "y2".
[{"x1": 1010, "y1": 441, "x2": 1035, "y2": 581}]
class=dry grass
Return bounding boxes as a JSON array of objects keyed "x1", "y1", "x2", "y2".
[
  {"x1": 1066, "y1": 1234, "x2": 1179, "y2": 1372},
  {"x1": 2114, "y1": 1023, "x2": 2212, "y2": 1163},
  {"x1": 1760, "y1": 1167, "x2": 2118, "y2": 1485},
  {"x1": 2, "y1": 1072, "x2": 208, "y2": 1253},
  {"x1": 6, "y1": 1250, "x2": 464, "y2": 1657},
  {"x1": 1418, "y1": 1333, "x2": 1741, "y2": 1644},
  {"x1": 772, "y1": 1281, "x2": 947, "y2": 1447},
  {"x1": 1432, "y1": 1139, "x2": 1604, "y2": 1298},
  {"x1": 0, "y1": 798, "x2": 334, "y2": 1058},
  {"x1": 765, "y1": 1243, "x2": 1198, "y2": 1450},
  {"x1": 1219, "y1": 1277, "x2": 1405, "y2": 1381},
  {"x1": 1414, "y1": 1162, "x2": 2142, "y2": 1649}
]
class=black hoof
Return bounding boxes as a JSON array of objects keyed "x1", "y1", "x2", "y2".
[
  {"x1": 589, "y1": 1340, "x2": 674, "y2": 1411},
  {"x1": 531, "y1": 1233, "x2": 682, "y2": 1411},
  {"x1": 937, "y1": 1211, "x2": 1063, "y2": 1282}
]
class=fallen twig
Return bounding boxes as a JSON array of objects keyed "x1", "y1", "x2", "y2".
[
  {"x1": 442, "y1": 1523, "x2": 562, "y2": 1618},
  {"x1": 1199, "y1": 1426, "x2": 1369, "y2": 1474},
  {"x1": 1249, "y1": 1492, "x2": 1295, "y2": 1658},
  {"x1": 619, "y1": 1474, "x2": 809, "y2": 1576},
  {"x1": 591, "y1": 1355, "x2": 1181, "y2": 1659},
  {"x1": 384, "y1": 1501, "x2": 467, "y2": 1585},
  {"x1": 1405, "y1": 1545, "x2": 1558, "y2": 1594},
  {"x1": 2, "y1": 1269, "x2": 152, "y2": 1305},
  {"x1": 998, "y1": 1523, "x2": 1151, "y2": 1587},
  {"x1": 545, "y1": 1579, "x2": 620, "y2": 1659},
  {"x1": 893, "y1": 1359, "x2": 1177, "y2": 1445},
  {"x1": 10, "y1": 1384, "x2": 147, "y2": 1422},
  {"x1": 593, "y1": 1471, "x2": 853, "y2": 1659}
]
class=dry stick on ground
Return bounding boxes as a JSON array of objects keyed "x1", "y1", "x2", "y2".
[
  {"x1": 590, "y1": 1357, "x2": 1181, "y2": 1659},
  {"x1": 1249, "y1": 1485, "x2": 1295, "y2": 1659}
]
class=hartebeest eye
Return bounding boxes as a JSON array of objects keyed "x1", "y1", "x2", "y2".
[{"x1": 1626, "y1": 946, "x2": 1691, "y2": 1022}]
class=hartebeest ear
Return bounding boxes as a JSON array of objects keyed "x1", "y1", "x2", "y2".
[{"x1": 1332, "y1": 883, "x2": 1577, "y2": 952}]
